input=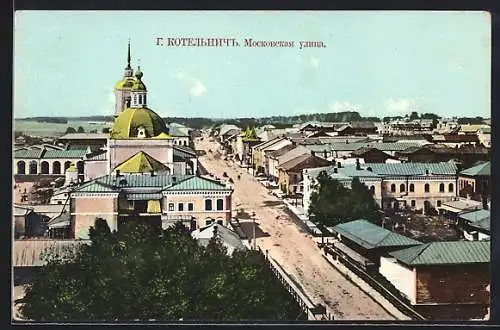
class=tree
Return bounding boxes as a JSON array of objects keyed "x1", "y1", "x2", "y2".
[
  {"x1": 308, "y1": 172, "x2": 379, "y2": 228},
  {"x1": 101, "y1": 127, "x2": 110, "y2": 133},
  {"x1": 409, "y1": 111, "x2": 419, "y2": 120},
  {"x1": 19, "y1": 220, "x2": 303, "y2": 321},
  {"x1": 65, "y1": 127, "x2": 76, "y2": 134},
  {"x1": 77, "y1": 126, "x2": 85, "y2": 133}
]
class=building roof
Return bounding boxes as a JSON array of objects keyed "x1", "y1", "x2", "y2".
[
  {"x1": 218, "y1": 124, "x2": 241, "y2": 137},
  {"x1": 191, "y1": 223, "x2": 247, "y2": 255},
  {"x1": 110, "y1": 107, "x2": 169, "y2": 139},
  {"x1": 173, "y1": 145, "x2": 197, "y2": 157},
  {"x1": 113, "y1": 151, "x2": 170, "y2": 173},
  {"x1": 72, "y1": 174, "x2": 230, "y2": 194},
  {"x1": 267, "y1": 144, "x2": 297, "y2": 158},
  {"x1": 460, "y1": 161, "x2": 490, "y2": 177},
  {"x1": 458, "y1": 209, "x2": 490, "y2": 224},
  {"x1": 440, "y1": 198, "x2": 483, "y2": 213},
  {"x1": 276, "y1": 145, "x2": 310, "y2": 163},
  {"x1": 459, "y1": 124, "x2": 487, "y2": 133},
  {"x1": 163, "y1": 176, "x2": 231, "y2": 191},
  {"x1": 57, "y1": 133, "x2": 109, "y2": 140},
  {"x1": 278, "y1": 154, "x2": 331, "y2": 172},
  {"x1": 389, "y1": 241, "x2": 490, "y2": 266},
  {"x1": 363, "y1": 161, "x2": 457, "y2": 176},
  {"x1": 13, "y1": 240, "x2": 90, "y2": 267},
  {"x1": 167, "y1": 125, "x2": 189, "y2": 137},
  {"x1": 14, "y1": 147, "x2": 89, "y2": 160},
  {"x1": 253, "y1": 137, "x2": 286, "y2": 151},
  {"x1": 13, "y1": 204, "x2": 33, "y2": 217},
  {"x1": 468, "y1": 217, "x2": 490, "y2": 233},
  {"x1": 333, "y1": 219, "x2": 422, "y2": 250}
]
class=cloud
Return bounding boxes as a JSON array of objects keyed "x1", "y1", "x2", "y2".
[
  {"x1": 176, "y1": 72, "x2": 206, "y2": 97},
  {"x1": 329, "y1": 101, "x2": 362, "y2": 113},
  {"x1": 384, "y1": 98, "x2": 419, "y2": 116}
]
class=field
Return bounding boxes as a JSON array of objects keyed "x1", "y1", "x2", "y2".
[{"x1": 14, "y1": 120, "x2": 111, "y2": 138}]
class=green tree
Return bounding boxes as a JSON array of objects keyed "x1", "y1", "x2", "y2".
[
  {"x1": 409, "y1": 111, "x2": 419, "y2": 120},
  {"x1": 308, "y1": 171, "x2": 379, "y2": 228},
  {"x1": 65, "y1": 127, "x2": 76, "y2": 134},
  {"x1": 19, "y1": 220, "x2": 302, "y2": 322},
  {"x1": 77, "y1": 126, "x2": 85, "y2": 133}
]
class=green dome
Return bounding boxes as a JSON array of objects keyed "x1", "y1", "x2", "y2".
[
  {"x1": 110, "y1": 107, "x2": 168, "y2": 139},
  {"x1": 131, "y1": 79, "x2": 147, "y2": 91},
  {"x1": 115, "y1": 77, "x2": 136, "y2": 90}
]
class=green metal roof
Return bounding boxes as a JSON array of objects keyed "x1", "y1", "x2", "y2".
[
  {"x1": 333, "y1": 219, "x2": 422, "y2": 250},
  {"x1": 389, "y1": 241, "x2": 490, "y2": 266},
  {"x1": 72, "y1": 174, "x2": 229, "y2": 193},
  {"x1": 173, "y1": 145, "x2": 196, "y2": 161},
  {"x1": 459, "y1": 161, "x2": 490, "y2": 177},
  {"x1": 313, "y1": 142, "x2": 421, "y2": 152},
  {"x1": 469, "y1": 217, "x2": 490, "y2": 232},
  {"x1": 14, "y1": 149, "x2": 45, "y2": 159},
  {"x1": 164, "y1": 176, "x2": 230, "y2": 191},
  {"x1": 42, "y1": 149, "x2": 88, "y2": 159},
  {"x1": 458, "y1": 209, "x2": 490, "y2": 223},
  {"x1": 364, "y1": 161, "x2": 457, "y2": 176}
]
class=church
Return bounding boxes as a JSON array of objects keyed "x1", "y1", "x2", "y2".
[{"x1": 44, "y1": 42, "x2": 232, "y2": 239}]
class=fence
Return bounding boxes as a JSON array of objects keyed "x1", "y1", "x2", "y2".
[
  {"x1": 322, "y1": 244, "x2": 426, "y2": 321},
  {"x1": 257, "y1": 246, "x2": 332, "y2": 321}
]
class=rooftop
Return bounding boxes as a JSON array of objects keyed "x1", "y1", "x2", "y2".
[
  {"x1": 57, "y1": 133, "x2": 109, "y2": 140},
  {"x1": 460, "y1": 161, "x2": 490, "y2": 177},
  {"x1": 333, "y1": 219, "x2": 422, "y2": 250},
  {"x1": 389, "y1": 241, "x2": 490, "y2": 266}
]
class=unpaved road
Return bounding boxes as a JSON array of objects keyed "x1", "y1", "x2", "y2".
[{"x1": 196, "y1": 139, "x2": 395, "y2": 320}]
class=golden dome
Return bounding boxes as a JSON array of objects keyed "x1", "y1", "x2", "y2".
[{"x1": 110, "y1": 107, "x2": 169, "y2": 139}]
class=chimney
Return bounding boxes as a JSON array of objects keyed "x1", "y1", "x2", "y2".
[
  {"x1": 367, "y1": 167, "x2": 372, "y2": 172},
  {"x1": 116, "y1": 169, "x2": 121, "y2": 177},
  {"x1": 333, "y1": 167, "x2": 338, "y2": 174},
  {"x1": 337, "y1": 162, "x2": 342, "y2": 168},
  {"x1": 356, "y1": 158, "x2": 361, "y2": 170},
  {"x1": 172, "y1": 176, "x2": 177, "y2": 183}
]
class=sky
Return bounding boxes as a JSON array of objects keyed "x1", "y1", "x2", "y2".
[{"x1": 13, "y1": 11, "x2": 491, "y2": 119}]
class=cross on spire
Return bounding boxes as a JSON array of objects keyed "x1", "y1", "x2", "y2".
[{"x1": 126, "y1": 38, "x2": 131, "y2": 69}]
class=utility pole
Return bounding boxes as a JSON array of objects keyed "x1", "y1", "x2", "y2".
[{"x1": 252, "y1": 211, "x2": 256, "y2": 250}]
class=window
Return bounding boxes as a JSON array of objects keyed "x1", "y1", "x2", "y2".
[
  {"x1": 216, "y1": 220, "x2": 223, "y2": 225},
  {"x1": 188, "y1": 203, "x2": 194, "y2": 211},
  {"x1": 178, "y1": 203, "x2": 184, "y2": 211},
  {"x1": 437, "y1": 200, "x2": 442, "y2": 207},
  {"x1": 400, "y1": 184, "x2": 405, "y2": 192},
  {"x1": 424, "y1": 183, "x2": 430, "y2": 193},
  {"x1": 216, "y1": 198, "x2": 224, "y2": 210},
  {"x1": 411, "y1": 200, "x2": 416, "y2": 208},
  {"x1": 168, "y1": 203, "x2": 174, "y2": 211},
  {"x1": 390, "y1": 184, "x2": 396, "y2": 192},
  {"x1": 439, "y1": 183, "x2": 445, "y2": 192},
  {"x1": 448, "y1": 183, "x2": 454, "y2": 193},
  {"x1": 370, "y1": 186, "x2": 375, "y2": 194},
  {"x1": 409, "y1": 184, "x2": 415, "y2": 192},
  {"x1": 205, "y1": 219, "x2": 213, "y2": 226},
  {"x1": 144, "y1": 94, "x2": 147, "y2": 104},
  {"x1": 205, "y1": 199, "x2": 213, "y2": 211}
]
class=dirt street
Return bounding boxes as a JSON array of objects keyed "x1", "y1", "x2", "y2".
[{"x1": 195, "y1": 139, "x2": 395, "y2": 320}]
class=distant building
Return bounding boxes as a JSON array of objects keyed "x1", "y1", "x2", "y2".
[
  {"x1": 458, "y1": 161, "x2": 490, "y2": 203},
  {"x1": 191, "y1": 222, "x2": 250, "y2": 256},
  {"x1": 380, "y1": 241, "x2": 490, "y2": 320}
]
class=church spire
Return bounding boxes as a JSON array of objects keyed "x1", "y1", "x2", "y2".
[{"x1": 124, "y1": 39, "x2": 133, "y2": 77}]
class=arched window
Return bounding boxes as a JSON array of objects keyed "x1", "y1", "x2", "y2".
[
  {"x1": 400, "y1": 184, "x2": 405, "y2": 192},
  {"x1": 143, "y1": 94, "x2": 147, "y2": 104},
  {"x1": 390, "y1": 184, "x2": 396, "y2": 192},
  {"x1": 183, "y1": 141, "x2": 187, "y2": 146},
  {"x1": 424, "y1": 183, "x2": 430, "y2": 193},
  {"x1": 29, "y1": 161, "x2": 38, "y2": 174},
  {"x1": 64, "y1": 161, "x2": 72, "y2": 171},
  {"x1": 17, "y1": 161, "x2": 26, "y2": 175},
  {"x1": 41, "y1": 161, "x2": 49, "y2": 174},
  {"x1": 205, "y1": 218, "x2": 213, "y2": 226},
  {"x1": 52, "y1": 161, "x2": 61, "y2": 174},
  {"x1": 370, "y1": 186, "x2": 375, "y2": 195},
  {"x1": 439, "y1": 183, "x2": 445, "y2": 192},
  {"x1": 448, "y1": 183, "x2": 454, "y2": 193},
  {"x1": 216, "y1": 220, "x2": 223, "y2": 225},
  {"x1": 138, "y1": 94, "x2": 143, "y2": 104},
  {"x1": 409, "y1": 183, "x2": 415, "y2": 192}
]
